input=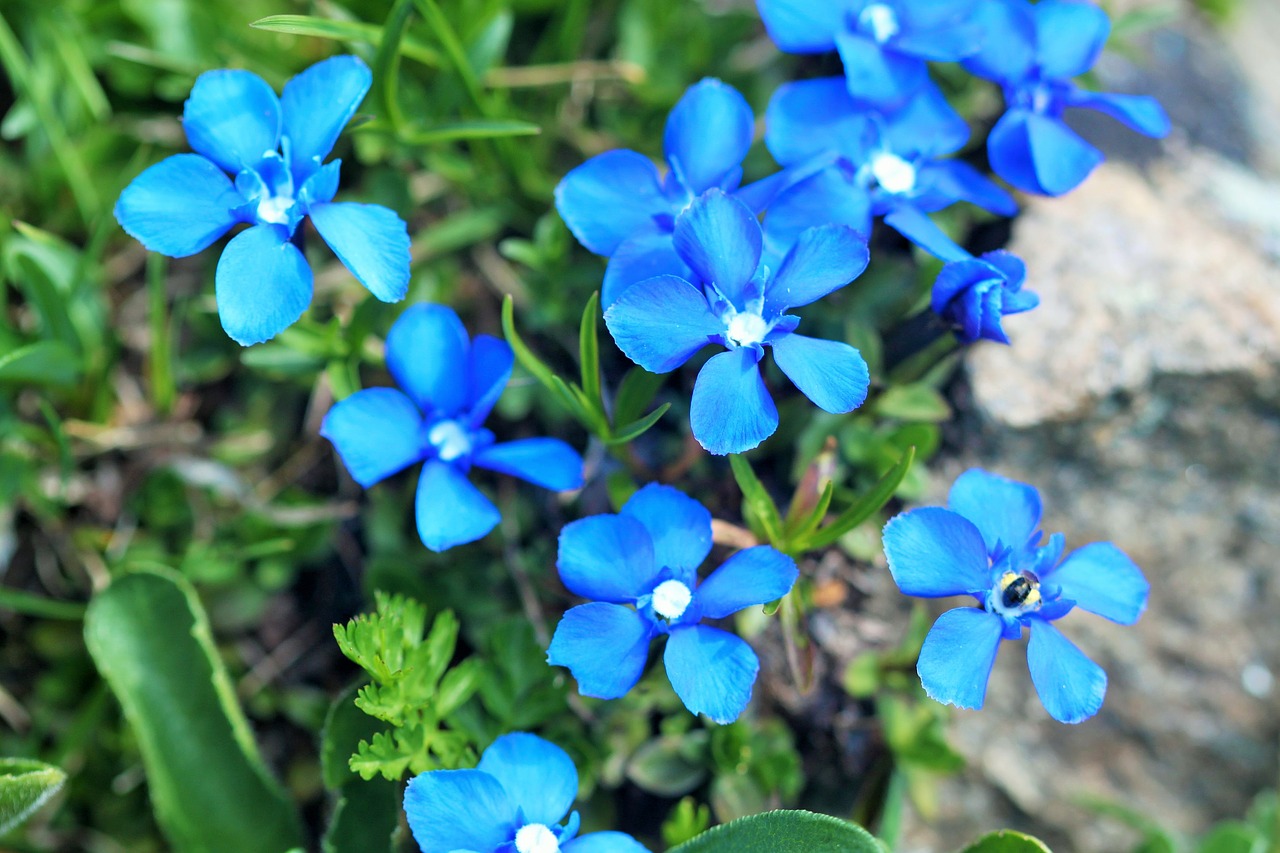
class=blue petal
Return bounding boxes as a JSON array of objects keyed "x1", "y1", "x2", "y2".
[
  {"x1": 770, "y1": 333, "x2": 870, "y2": 414},
  {"x1": 563, "y1": 832, "x2": 652, "y2": 853},
  {"x1": 947, "y1": 468, "x2": 1043, "y2": 554},
  {"x1": 962, "y1": 0, "x2": 1037, "y2": 82},
  {"x1": 298, "y1": 159, "x2": 341, "y2": 209},
  {"x1": 916, "y1": 607, "x2": 1004, "y2": 710},
  {"x1": 889, "y1": 20, "x2": 985, "y2": 62},
  {"x1": 320, "y1": 388, "x2": 424, "y2": 487},
  {"x1": 386, "y1": 304, "x2": 470, "y2": 417},
  {"x1": 182, "y1": 69, "x2": 281, "y2": 174},
  {"x1": 836, "y1": 30, "x2": 929, "y2": 108},
  {"x1": 690, "y1": 348, "x2": 777, "y2": 456},
  {"x1": 931, "y1": 256, "x2": 993, "y2": 314},
  {"x1": 466, "y1": 334, "x2": 514, "y2": 426},
  {"x1": 557, "y1": 515, "x2": 658, "y2": 603},
  {"x1": 476, "y1": 733, "x2": 577, "y2": 827},
  {"x1": 755, "y1": 0, "x2": 843, "y2": 51},
  {"x1": 415, "y1": 460, "x2": 500, "y2": 551},
  {"x1": 664, "y1": 625, "x2": 758, "y2": 724},
  {"x1": 620, "y1": 484, "x2": 713, "y2": 574},
  {"x1": 602, "y1": 225, "x2": 690, "y2": 307},
  {"x1": 765, "y1": 225, "x2": 869, "y2": 313},
  {"x1": 547, "y1": 603, "x2": 653, "y2": 699},
  {"x1": 882, "y1": 205, "x2": 969, "y2": 262},
  {"x1": 672, "y1": 190, "x2": 763, "y2": 308},
  {"x1": 214, "y1": 224, "x2": 312, "y2": 346},
  {"x1": 114, "y1": 154, "x2": 242, "y2": 257},
  {"x1": 919, "y1": 160, "x2": 1018, "y2": 216},
  {"x1": 765, "y1": 77, "x2": 872, "y2": 167},
  {"x1": 1034, "y1": 0, "x2": 1111, "y2": 80},
  {"x1": 472, "y1": 438, "x2": 583, "y2": 492},
  {"x1": 281, "y1": 55, "x2": 372, "y2": 181},
  {"x1": 404, "y1": 769, "x2": 516, "y2": 853},
  {"x1": 696, "y1": 546, "x2": 798, "y2": 620},
  {"x1": 882, "y1": 507, "x2": 992, "y2": 597},
  {"x1": 988, "y1": 108, "x2": 1103, "y2": 196},
  {"x1": 880, "y1": 82, "x2": 972, "y2": 159},
  {"x1": 1027, "y1": 618, "x2": 1107, "y2": 723},
  {"x1": 603, "y1": 274, "x2": 721, "y2": 373},
  {"x1": 308, "y1": 202, "x2": 410, "y2": 302},
  {"x1": 555, "y1": 150, "x2": 668, "y2": 256},
  {"x1": 663, "y1": 79, "x2": 754, "y2": 195},
  {"x1": 763, "y1": 166, "x2": 872, "y2": 265},
  {"x1": 1042, "y1": 542, "x2": 1149, "y2": 625},
  {"x1": 1066, "y1": 89, "x2": 1172, "y2": 138}
]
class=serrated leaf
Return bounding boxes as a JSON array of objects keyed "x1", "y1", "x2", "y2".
[
  {"x1": 83, "y1": 570, "x2": 303, "y2": 853},
  {"x1": 958, "y1": 830, "x2": 1054, "y2": 853},
  {"x1": 668, "y1": 810, "x2": 880, "y2": 853},
  {"x1": 0, "y1": 757, "x2": 66, "y2": 835},
  {"x1": 802, "y1": 448, "x2": 915, "y2": 551}
]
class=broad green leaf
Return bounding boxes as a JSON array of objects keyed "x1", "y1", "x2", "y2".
[
  {"x1": 959, "y1": 830, "x2": 1055, "y2": 853},
  {"x1": 0, "y1": 758, "x2": 66, "y2": 835},
  {"x1": 84, "y1": 570, "x2": 303, "y2": 853},
  {"x1": 626, "y1": 733, "x2": 709, "y2": 798},
  {"x1": 872, "y1": 384, "x2": 951, "y2": 423},
  {"x1": 0, "y1": 341, "x2": 80, "y2": 386},
  {"x1": 802, "y1": 447, "x2": 915, "y2": 551},
  {"x1": 729, "y1": 455, "x2": 784, "y2": 545},
  {"x1": 668, "y1": 810, "x2": 880, "y2": 853},
  {"x1": 1196, "y1": 823, "x2": 1265, "y2": 853},
  {"x1": 320, "y1": 686, "x2": 398, "y2": 853},
  {"x1": 249, "y1": 15, "x2": 440, "y2": 65}
]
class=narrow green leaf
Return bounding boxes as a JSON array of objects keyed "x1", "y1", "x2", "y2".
[
  {"x1": 579, "y1": 292, "x2": 602, "y2": 411},
  {"x1": 501, "y1": 296, "x2": 560, "y2": 391},
  {"x1": 387, "y1": 119, "x2": 541, "y2": 144},
  {"x1": 613, "y1": 367, "x2": 665, "y2": 428},
  {"x1": 605, "y1": 403, "x2": 670, "y2": 446},
  {"x1": 0, "y1": 587, "x2": 84, "y2": 621},
  {"x1": 958, "y1": 830, "x2": 1055, "y2": 853},
  {"x1": 147, "y1": 253, "x2": 175, "y2": 415},
  {"x1": 0, "y1": 758, "x2": 66, "y2": 835},
  {"x1": 373, "y1": 0, "x2": 416, "y2": 132},
  {"x1": 729, "y1": 455, "x2": 785, "y2": 545},
  {"x1": 411, "y1": 0, "x2": 488, "y2": 114},
  {"x1": 668, "y1": 810, "x2": 880, "y2": 853},
  {"x1": 802, "y1": 447, "x2": 916, "y2": 551},
  {"x1": 785, "y1": 480, "x2": 835, "y2": 543},
  {"x1": 0, "y1": 341, "x2": 80, "y2": 386},
  {"x1": 249, "y1": 15, "x2": 441, "y2": 65},
  {"x1": 84, "y1": 570, "x2": 303, "y2": 853}
]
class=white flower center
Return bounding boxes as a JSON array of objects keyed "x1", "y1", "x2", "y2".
[
  {"x1": 725, "y1": 311, "x2": 770, "y2": 348},
  {"x1": 652, "y1": 580, "x2": 693, "y2": 620},
  {"x1": 869, "y1": 152, "x2": 917, "y2": 195},
  {"x1": 515, "y1": 823, "x2": 560, "y2": 853},
  {"x1": 860, "y1": 4, "x2": 900, "y2": 43},
  {"x1": 256, "y1": 195, "x2": 296, "y2": 226},
  {"x1": 427, "y1": 420, "x2": 472, "y2": 463}
]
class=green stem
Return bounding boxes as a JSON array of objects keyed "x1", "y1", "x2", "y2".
[{"x1": 146, "y1": 253, "x2": 175, "y2": 415}]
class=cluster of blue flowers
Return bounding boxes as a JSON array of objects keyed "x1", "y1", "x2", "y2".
[{"x1": 110, "y1": 1, "x2": 1165, "y2": 844}]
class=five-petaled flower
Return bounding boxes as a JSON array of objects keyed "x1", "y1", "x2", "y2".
[
  {"x1": 547, "y1": 484, "x2": 798, "y2": 724},
  {"x1": 114, "y1": 56, "x2": 410, "y2": 345},
  {"x1": 931, "y1": 250, "x2": 1038, "y2": 344},
  {"x1": 755, "y1": 0, "x2": 985, "y2": 107},
  {"x1": 964, "y1": 0, "x2": 1171, "y2": 195},
  {"x1": 882, "y1": 469, "x2": 1150, "y2": 724},
  {"x1": 404, "y1": 732, "x2": 649, "y2": 853},
  {"x1": 604, "y1": 190, "x2": 871, "y2": 455},
  {"x1": 320, "y1": 304, "x2": 583, "y2": 552}
]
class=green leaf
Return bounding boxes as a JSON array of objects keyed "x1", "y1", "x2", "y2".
[
  {"x1": 0, "y1": 587, "x2": 84, "y2": 621},
  {"x1": 613, "y1": 367, "x2": 665, "y2": 427},
  {"x1": 872, "y1": 384, "x2": 952, "y2": 422},
  {"x1": 319, "y1": 686, "x2": 398, "y2": 853},
  {"x1": 626, "y1": 733, "x2": 709, "y2": 798},
  {"x1": 1196, "y1": 823, "x2": 1265, "y2": 853},
  {"x1": 958, "y1": 830, "x2": 1055, "y2": 853},
  {"x1": 83, "y1": 570, "x2": 303, "y2": 853},
  {"x1": 606, "y1": 403, "x2": 671, "y2": 445},
  {"x1": 0, "y1": 757, "x2": 66, "y2": 835},
  {"x1": 668, "y1": 810, "x2": 880, "y2": 853},
  {"x1": 729, "y1": 455, "x2": 784, "y2": 545},
  {"x1": 249, "y1": 15, "x2": 441, "y2": 65},
  {"x1": 501, "y1": 296, "x2": 562, "y2": 394},
  {"x1": 802, "y1": 447, "x2": 915, "y2": 551},
  {"x1": 579, "y1": 291, "x2": 602, "y2": 411},
  {"x1": 371, "y1": 119, "x2": 542, "y2": 144},
  {"x1": 0, "y1": 341, "x2": 80, "y2": 386}
]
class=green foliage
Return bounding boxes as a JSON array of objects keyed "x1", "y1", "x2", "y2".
[
  {"x1": 83, "y1": 570, "x2": 304, "y2": 853},
  {"x1": 663, "y1": 797, "x2": 713, "y2": 848},
  {"x1": 1085, "y1": 788, "x2": 1277, "y2": 853},
  {"x1": 667, "y1": 810, "x2": 881, "y2": 853},
  {"x1": 333, "y1": 592, "x2": 481, "y2": 780},
  {"x1": 0, "y1": 757, "x2": 66, "y2": 835},
  {"x1": 318, "y1": 686, "x2": 400, "y2": 853},
  {"x1": 959, "y1": 830, "x2": 1055, "y2": 853}
]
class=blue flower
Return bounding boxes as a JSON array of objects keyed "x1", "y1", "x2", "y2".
[
  {"x1": 963, "y1": 0, "x2": 1171, "y2": 195},
  {"x1": 756, "y1": 0, "x2": 985, "y2": 107},
  {"x1": 404, "y1": 732, "x2": 649, "y2": 853},
  {"x1": 556, "y1": 78, "x2": 776, "y2": 306},
  {"x1": 763, "y1": 78, "x2": 1015, "y2": 262},
  {"x1": 604, "y1": 190, "x2": 871, "y2": 455},
  {"x1": 882, "y1": 469, "x2": 1150, "y2": 723},
  {"x1": 931, "y1": 250, "x2": 1038, "y2": 344},
  {"x1": 114, "y1": 56, "x2": 410, "y2": 346},
  {"x1": 320, "y1": 304, "x2": 583, "y2": 552},
  {"x1": 547, "y1": 484, "x2": 798, "y2": 723}
]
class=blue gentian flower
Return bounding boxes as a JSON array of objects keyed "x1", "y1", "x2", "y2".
[
  {"x1": 604, "y1": 190, "x2": 871, "y2": 455},
  {"x1": 931, "y1": 250, "x2": 1038, "y2": 344},
  {"x1": 114, "y1": 56, "x2": 410, "y2": 345},
  {"x1": 547, "y1": 484, "x2": 798, "y2": 723},
  {"x1": 556, "y1": 78, "x2": 772, "y2": 306},
  {"x1": 882, "y1": 469, "x2": 1150, "y2": 724},
  {"x1": 764, "y1": 78, "x2": 1015, "y2": 262},
  {"x1": 404, "y1": 732, "x2": 649, "y2": 853},
  {"x1": 964, "y1": 0, "x2": 1172, "y2": 195},
  {"x1": 320, "y1": 304, "x2": 583, "y2": 552},
  {"x1": 755, "y1": 0, "x2": 985, "y2": 107}
]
